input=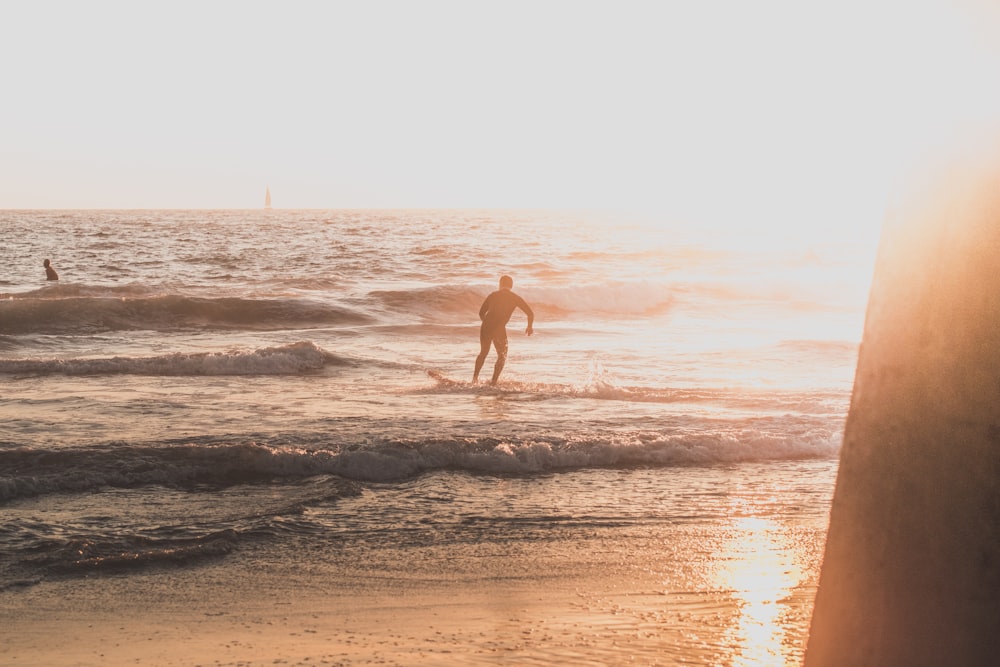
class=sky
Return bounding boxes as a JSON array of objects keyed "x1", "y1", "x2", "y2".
[{"x1": 2, "y1": 0, "x2": 1000, "y2": 242}]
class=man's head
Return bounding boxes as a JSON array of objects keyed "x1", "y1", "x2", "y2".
[
  {"x1": 499, "y1": 275, "x2": 513, "y2": 289},
  {"x1": 43, "y1": 259, "x2": 51, "y2": 268}
]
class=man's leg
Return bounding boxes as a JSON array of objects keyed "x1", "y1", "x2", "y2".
[
  {"x1": 490, "y1": 332, "x2": 508, "y2": 385},
  {"x1": 473, "y1": 330, "x2": 491, "y2": 382}
]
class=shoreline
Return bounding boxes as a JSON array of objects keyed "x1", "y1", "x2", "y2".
[
  {"x1": 0, "y1": 521, "x2": 824, "y2": 667},
  {"x1": 1, "y1": 463, "x2": 835, "y2": 666}
]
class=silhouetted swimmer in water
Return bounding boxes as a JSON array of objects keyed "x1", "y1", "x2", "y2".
[
  {"x1": 43, "y1": 258, "x2": 58, "y2": 281},
  {"x1": 473, "y1": 275, "x2": 534, "y2": 385}
]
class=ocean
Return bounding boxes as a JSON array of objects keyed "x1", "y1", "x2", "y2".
[{"x1": 0, "y1": 209, "x2": 870, "y2": 665}]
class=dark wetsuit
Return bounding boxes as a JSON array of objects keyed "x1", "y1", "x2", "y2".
[{"x1": 474, "y1": 288, "x2": 534, "y2": 384}]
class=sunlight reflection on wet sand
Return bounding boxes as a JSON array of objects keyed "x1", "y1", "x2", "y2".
[{"x1": 714, "y1": 515, "x2": 806, "y2": 666}]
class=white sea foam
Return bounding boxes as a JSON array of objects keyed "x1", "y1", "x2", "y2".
[
  {"x1": 420, "y1": 372, "x2": 849, "y2": 415},
  {"x1": 0, "y1": 427, "x2": 842, "y2": 502}
]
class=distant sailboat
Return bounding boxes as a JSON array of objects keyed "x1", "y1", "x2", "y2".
[{"x1": 264, "y1": 186, "x2": 272, "y2": 209}]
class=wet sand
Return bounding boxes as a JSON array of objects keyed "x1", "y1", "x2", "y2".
[
  {"x1": 2, "y1": 583, "x2": 666, "y2": 666},
  {"x1": 2, "y1": 579, "x2": 772, "y2": 666},
  {"x1": 0, "y1": 517, "x2": 825, "y2": 667}
]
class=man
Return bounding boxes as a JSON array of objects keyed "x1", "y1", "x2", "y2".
[
  {"x1": 473, "y1": 275, "x2": 534, "y2": 385},
  {"x1": 43, "y1": 258, "x2": 58, "y2": 281}
]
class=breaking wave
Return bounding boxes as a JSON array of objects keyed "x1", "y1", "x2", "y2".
[
  {"x1": 0, "y1": 341, "x2": 350, "y2": 376},
  {"x1": 0, "y1": 426, "x2": 842, "y2": 503},
  {"x1": 0, "y1": 292, "x2": 371, "y2": 334}
]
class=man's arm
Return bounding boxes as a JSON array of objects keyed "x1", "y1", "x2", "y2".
[
  {"x1": 518, "y1": 297, "x2": 534, "y2": 335},
  {"x1": 479, "y1": 294, "x2": 492, "y2": 321}
]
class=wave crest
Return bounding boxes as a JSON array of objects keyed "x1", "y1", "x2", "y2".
[
  {"x1": 0, "y1": 293, "x2": 372, "y2": 334},
  {"x1": 0, "y1": 341, "x2": 349, "y2": 377},
  {"x1": 0, "y1": 429, "x2": 841, "y2": 502},
  {"x1": 369, "y1": 281, "x2": 674, "y2": 322}
]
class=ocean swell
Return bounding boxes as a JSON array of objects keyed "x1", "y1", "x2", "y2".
[
  {"x1": 0, "y1": 293, "x2": 372, "y2": 334},
  {"x1": 0, "y1": 341, "x2": 350, "y2": 376},
  {"x1": 369, "y1": 281, "x2": 675, "y2": 321}
]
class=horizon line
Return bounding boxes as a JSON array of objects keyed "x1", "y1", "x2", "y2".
[{"x1": 0, "y1": 205, "x2": 619, "y2": 213}]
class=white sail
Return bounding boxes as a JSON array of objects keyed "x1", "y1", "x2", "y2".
[{"x1": 264, "y1": 187, "x2": 272, "y2": 209}]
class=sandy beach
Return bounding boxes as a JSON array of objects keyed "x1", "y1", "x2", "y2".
[
  {"x1": 3, "y1": 581, "x2": 668, "y2": 667},
  {"x1": 2, "y1": 576, "x2": 782, "y2": 667},
  {"x1": 1, "y1": 503, "x2": 827, "y2": 667}
]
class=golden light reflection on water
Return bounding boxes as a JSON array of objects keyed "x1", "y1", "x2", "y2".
[{"x1": 714, "y1": 515, "x2": 805, "y2": 667}]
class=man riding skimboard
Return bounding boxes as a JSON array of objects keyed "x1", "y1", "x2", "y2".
[{"x1": 473, "y1": 275, "x2": 534, "y2": 385}]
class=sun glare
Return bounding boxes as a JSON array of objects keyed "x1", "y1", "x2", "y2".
[{"x1": 714, "y1": 515, "x2": 806, "y2": 667}]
